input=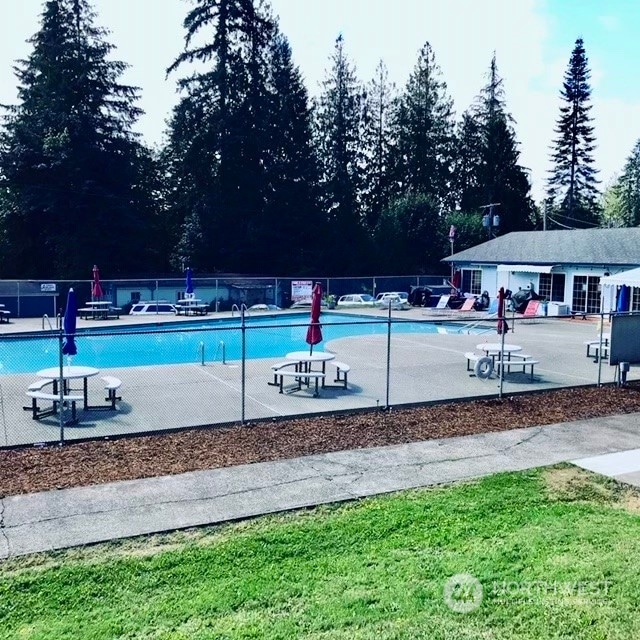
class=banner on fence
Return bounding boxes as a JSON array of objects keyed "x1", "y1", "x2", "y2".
[{"x1": 291, "y1": 280, "x2": 313, "y2": 302}]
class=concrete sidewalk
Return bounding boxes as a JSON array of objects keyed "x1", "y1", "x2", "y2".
[{"x1": 2, "y1": 413, "x2": 640, "y2": 559}]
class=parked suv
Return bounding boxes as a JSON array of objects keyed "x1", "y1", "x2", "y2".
[
  {"x1": 374, "y1": 291, "x2": 409, "y2": 305},
  {"x1": 374, "y1": 292, "x2": 410, "y2": 309}
]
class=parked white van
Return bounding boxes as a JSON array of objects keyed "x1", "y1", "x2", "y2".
[{"x1": 129, "y1": 301, "x2": 178, "y2": 315}]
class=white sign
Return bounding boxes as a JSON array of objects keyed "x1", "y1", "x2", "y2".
[
  {"x1": 291, "y1": 280, "x2": 312, "y2": 302},
  {"x1": 40, "y1": 283, "x2": 57, "y2": 293}
]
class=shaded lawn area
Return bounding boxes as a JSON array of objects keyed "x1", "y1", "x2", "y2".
[{"x1": 1, "y1": 466, "x2": 640, "y2": 639}]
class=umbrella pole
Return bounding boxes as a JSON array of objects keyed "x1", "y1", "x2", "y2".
[
  {"x1": 241, "y1": 308, "x2": 246, "y2": 424},
  {"x1": 385, "y1": 301, "x2": 392, "y2": 408}
]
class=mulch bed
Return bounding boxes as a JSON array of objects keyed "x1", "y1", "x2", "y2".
[{"x1": 2, "y1": 384, "x2": 640, "y2": 497}]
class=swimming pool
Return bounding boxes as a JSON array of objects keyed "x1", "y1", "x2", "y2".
[{"x1": 0, "y1": 313, "x2": 483, "y2": 374}]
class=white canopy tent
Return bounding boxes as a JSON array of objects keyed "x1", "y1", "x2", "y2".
[
  {"x1": 600, "y1": 268, "x2": 640, "y2": 287},
  {"x1": 600, "y1": 268, "x2": 640, "y2": 314}
]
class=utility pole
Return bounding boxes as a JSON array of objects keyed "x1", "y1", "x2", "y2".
[
  {"x1": 480, "y1": 203, "x2": 501, "y2": 239},
  {"x1": 449, "y1": 225, "x2": 456, "y2": 288}
]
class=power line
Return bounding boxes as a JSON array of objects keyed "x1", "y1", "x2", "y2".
[
  {"x1": 546, "y1": 215, "x2": 575, "y2": 230},
  {"x1": 552, "y1": 211, "x2": 600, "y2": 227}
]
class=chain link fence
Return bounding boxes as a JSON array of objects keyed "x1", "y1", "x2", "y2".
[
  {"x1": 0, "y1": 309, "x2": 634, "y2": 448},
  {"x1": 0, "y1": 275, "x2": 451, "y2": 318}
]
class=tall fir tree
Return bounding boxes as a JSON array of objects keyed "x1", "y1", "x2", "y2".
[
  {"x1": 391, "y1": 42, "x2": 455, "y2": 211},
  {"x1": 314, "y1": 35, "x2": 368, "y2": 274},
  {"x1": 546, "y1": 38, "x2": 599, "y2": 228},
  {"x1": 258, "y1": 30, "x2": 322, "y2": 273},
  {"x1": 165, "y1": 0, "x2": 275, "y2": 273},
  {"x1": 457, "y1": 54, "x2": 534, "y2": 235},
  {"x1": 360, "y1": 60, "x2": 397, "y2": 232},
  {"x1": 0, "y1": 0, "x2": 156, "y2": 278},
  {"x1": 452, "y1": 110, "x2": 484, "y2": 212}
]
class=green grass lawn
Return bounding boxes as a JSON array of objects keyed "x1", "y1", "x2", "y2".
[{"x1": 2, "y1": 466, "x2": 640, "y2": 639}]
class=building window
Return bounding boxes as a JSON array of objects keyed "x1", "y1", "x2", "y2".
[
  {"x1": 461, "y1": 269, "x2": 482, "y2": 295},
  {"x1": 538, "y1": 273, "x2": 565, "y2": 302},
  {"x1": 632, "y1": 287, "x2": 640, "y2": 312},
  {"x1": 572, "y1": 276, "x2": 600, "y2": 313}
]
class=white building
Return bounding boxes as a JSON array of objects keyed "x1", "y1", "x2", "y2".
[{"x1": 444, "y1": 228, "x2": 640, "y2": 314}]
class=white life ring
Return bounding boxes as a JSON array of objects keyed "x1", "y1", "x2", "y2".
[{"x1": 474, "y1": 356, "x2": 494, "y2": 380}]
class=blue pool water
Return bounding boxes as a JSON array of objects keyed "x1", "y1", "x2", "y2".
[{"x1": 0, "y1": 313, "x2": 479, "y2": 374}]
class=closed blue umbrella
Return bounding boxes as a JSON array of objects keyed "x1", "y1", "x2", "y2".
[
  {"x1": 617, "y1": 285, "x2": 630, "y2": 312},
  {"x1": 185, "y1": 267, "x2": 194, "y2": 296},
  {"x1": 62, "y1": 288, "x2": 77, "y2": 357}
]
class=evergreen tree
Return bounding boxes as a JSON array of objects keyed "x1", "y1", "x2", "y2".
[
  {"x1": 258, "y1": 31, "x2": 322, "y2": 273},
  {"x1": 360, "y1": 60, "x2": 397, "y2": 232},
  {"x1": 314, "y1": 35, "x2": 368, "y2": 274},
  {"x1": 613, "y1": 139, "x2": 640, "y2": 226},
  {"x1": 600, "y1": 178, "x2": 625, "y2": 228},
  {"x1": 165, "y1": 0, "x2": 275, "y2": 273},
  {"x1": 374, "y1": 193, "x2": 445, "y2": 273},
  {"x1": 452, "y1": 110, "x2": 484, "y2": 212},
  {"x1": 458, "y1": 54, "x2": 535, "y2": 234},
  {"x1": 546, "y1": 38, "x2": 599, "y2": 228},
  {"x1": 446, "y1": 211, "x2": 485, "y2": 254},
  {"x1": 392, "y1": 42, "x2": 455, "y2": 210},
  {"x1": 161, "y1": 87, "x2": 216, "y2": 272},
  {"x1": 0, "y1": 0, "x2": 156, "y2": 278}
]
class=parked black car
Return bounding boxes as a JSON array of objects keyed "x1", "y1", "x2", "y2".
[{"x1": 409, "y1": 285, "x2": 457, "y2": 307}]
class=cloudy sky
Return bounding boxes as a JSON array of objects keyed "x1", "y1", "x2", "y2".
[{"x1": 1, "y1": 0, "x2": 639, "y2": 202}]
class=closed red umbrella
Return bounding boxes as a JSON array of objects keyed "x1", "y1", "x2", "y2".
[
  {"x1": 92, "y1": 265, "x2": 103, "y2": 300},
  {"x1": 305, "y1": 282, "x2": 323, "y2": 354},
  {"x1": 452, "y1": 270, "x2": 461, "y2": 291}
]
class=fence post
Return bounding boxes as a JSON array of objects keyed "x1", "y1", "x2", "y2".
[
  {"x1": 597, "y1": 311, "x2": 605, "y2": 387},
  {"x1": 385, "y1": 301, "x2": 392, "y2": 408},
  {"x1": 58, "y1": 330, "x2": 65, "y2": 444},
  {"x1": 498, "y1": 306, "x2": 506, "y2": 399},
  {"x1": 241, "y1": 308, "x2": 246, "y2": 424}
]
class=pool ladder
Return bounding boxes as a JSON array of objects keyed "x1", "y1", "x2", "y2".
[
  {"x1": 42, "y1": 314, "x2": 61, "y2": 330},
  {"x1": 215, "y1": 341, "x2": 226, "y2": 364},
  {"x1": 231, "y1": 303, "x2": 249, "y2": 317},
  {"x1": 200, "y1": 340, "x2": 226, "y2": 365},
  {"x1": 457, "y1": 313, "x2": 497, "y2": 334}
]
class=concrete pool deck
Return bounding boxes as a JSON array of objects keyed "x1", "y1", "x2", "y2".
[{"x1": 0, "y1": 307, "x2": 627, "y2": 447}]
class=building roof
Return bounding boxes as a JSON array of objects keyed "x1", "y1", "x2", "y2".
[{"x1": 444, "y1": 228, "x2": 640, "y2": 267}]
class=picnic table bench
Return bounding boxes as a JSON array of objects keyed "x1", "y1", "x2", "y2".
[
  {"x1": 25, "y1": 389, "x2": 83, "y2": 423},
  {"x1": 277, "y1": 370, "x2": 325, "y2": 397}
]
